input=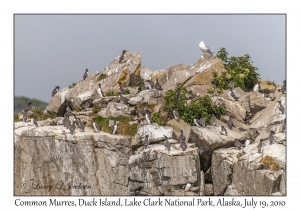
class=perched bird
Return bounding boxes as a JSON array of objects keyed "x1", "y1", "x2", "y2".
[
  {"x1": 230, "y1": 90, "x2": 239, "y2": 101},
  {"x1": 52, "y1": 86, "x2": 60, "y2": 97},
  {"x1": 163, "y1": 135, "x2": 171, "y2": 151},
  {"x1": 76, "y1": 118, "x2": 85, "y2": 132},
  {"x1": 269, "y1": 130, "x2": 275, "y2": 144},
  {"x1": 154, "y1": 78, "x2": 163, "y2": 91},
  {"x1": 93, "y1": 120, "x2": 101, "y2": 132},
  {"x1": 130, "y1": 107, "x2": 137, "y2": 117},
  {"x1": 199, "y1": 41, "x2": 213, "y2": 55},
  {"x1": 69, "y1": 120, "x2": 76, "y2": 135},
  {"x1": 119, "y1": 50, "x2": 126, "y2": 63},
  {"x1": 66, "y1": 107, "x2": 73, "y2": 117},
  {"x1": 111, "y1": 120, "x2": 118, "y2": 135},
  {"x1": 180, "y1": 136, "x2": 187, "y2": 151},
  {"x1": 23, "y1": 110, "x2": 28, "y2": 122},
  {"x1": 137, "y1": 105, "x2": 145, "y2": 118},
  {"x1": 227, "y1": 116, "x2": 233, "y2": 130},
  {"x1": 234, "y1": 140, "x2": 242, "y2": 150},
  {"x1": 63, "y1": 113, "x2": 71, "y2": 129},
  {"x1": 220, "y1": 126, "x2": 228, "y2": 136},
  {"x1": 31, "y1": 116, "x2": 38, "y2": 127},
  {"x1": 210, "y1": 114, "x2": 216, "y2": 126},
  {"x1": 188, "y1": 90, "x2": 196, "y2": 99},
  {"x1": 228, "y1": 80, "x2": 234, "y2": 91},
  {"x1": 273, "y1": 84, "x2": 277, "y2": 94},
  {"x1": 97, "y1": 83, "x2": 105, "y2": 97},
  {"x1": 83, "y1": 68, "x2": 89, "y2": 80},
  {"x1": 84, "y1": 99, "x2": 92, "y2": 111},
  {"x1": 198, "y1": 113, "x2": 206, "y2": 128},
  {"x1": 118, "y1": 82, "x2": 125, "y2": 95},
  {"x1": 146, "y1": 80, "x2": 155, "y2": 89},
  {"x1": 24, "y1": 102, "x2": 33, "y2": 112},
  {"x1": 257, "y1": 140, "x2": 263, "y2": 153},
  {"x1": 143, "y1": 135, "x2": 150, "y2": 149},
  {"x1": 281, "y1": 80, "x2": 286, "y2": 94},
  {"x1": 178, "y1": 129, "x2": 186, "y2": 143},
  {"x1": 253, "y1": 81, "x2": 260, "y2": 92},
  {"x1": 277, "y1": 101, "x2": 285, "y2": 114},
  {"x1": 244, "y1": 139, "x2": 251, "y2": 148},
  {"x1": 173, "y1": 109, "x2": 180, "y2": 122},
  {"x1": 145, "y1": 112, "x2": 152, "y2": 124},
  {"x1": 118, "y1": 92, "x2": 128, "y2": 105},
  {"x1": 183, "y1": 183, "x2": 192, "y2": 192},
  {"x1": 144, "y1": 105, "x2": 151, "y2": 115}
]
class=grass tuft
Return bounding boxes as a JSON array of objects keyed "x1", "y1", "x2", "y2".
[
  {"x1": 97, "y1": 73, "x2": 107, "y2": 81},
  {"x1": 261, "y1": 156, "x2": 279, "y2": 171}
]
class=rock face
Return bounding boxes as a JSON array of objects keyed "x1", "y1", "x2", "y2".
[
  {"x1": 45, "y1": 87, "x2": 72, "y2": 116},
  {"x1": 240, "y1": 91, "x2": 267, "y2": 115},
  {"x1": 128, "y1": 146, "x2": 201, "y2": 196}
]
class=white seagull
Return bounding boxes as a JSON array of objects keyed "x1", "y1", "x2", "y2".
[{"x1": 199, "y1": 41, "x2": 213, "y2": 55}]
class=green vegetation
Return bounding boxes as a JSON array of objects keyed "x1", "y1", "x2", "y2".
[
  {"x1": 265, "y1": 79, "x2": 276, "y2": 86},
  {"x1": 94, "y1": 116, "x2": 138, "y2": 136},
  {"x1": 68, "y1": 82, "x2": 77, "y2": 89},
  {"x1": 261, "y1": 156, "x2": 279, "y2": 171},
  {"x1": 97, "y1": 73, "x2": 107, "y2": 81},
  {"x1": 14, "y1": 114, "x2": 20, "y2": 122},
  {"x1": 164, "y1": 83, "x2": 226, "y2": 125},
  {"x1": 28, "y1": 107, "x2": 56, "y2": 121},
  {"x1": 124, "y1": 89, "x2": 130, "y2": 95},
  {"x1": 92, "y1": 107, "x2": 101, "y2": 114},
  {"x1": 152, "y1": 112, "x2": 167, "y2": 126},
  {"x1": 213, "y1": 47, "x2": 260, "y2": 91},
  {"x1": 106, "y1": 91, "x2": 118, "y2": 97}
]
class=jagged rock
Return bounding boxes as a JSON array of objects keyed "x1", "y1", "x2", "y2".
[
  {"x1": 258, "y1": 79, "x2": 276, "y2": 94},
  {"x1": 14, "y1": 125, "x2": 133, "y2": 195},
  {"x1": 92, "y1": 96, "x2": 118, "y2": 108},
  {"x1": 151, "y1": 68, "x2": 169, "y2": 87},
  {"x1": 213, "y1": 97, "x2": 246, "y2": 122},
  {"x1": 133, "y1": 124, "x2": 173, "y2": 147},
  {"x1": 204, "y1": 167, "x2": 212, "y2": 182},
  {"x1": 219, "y1": 116, "x2": 249, "y2": 132},
  {"x1": 167, "y1": 119, "x2": 191, "y2": 141},
  {"x1": 162, "y1": 68, "x2": 194, "y2": 91},
  {"x1": 140, "y1": 67, "x2": 153, "y2": 81},
  {"x1": 46, "y1": 87, "x2": 72, "y2": 116},
  {"x1": 240, "y1": 91, "x2": 267, "y2": 116},
  {"x1": 187, "y1": 85, "x2": 211, "y2": 97},
  {"x1": 211, "y1": 142, "x2": 285, "y2": 195},
  {"x1": 100, "y1": 102, "x2": 134, "y2": 118},
  {"x1": 130, "y1": 89, "x2": 164, "y2": 105},
  {"x1": 189, "y1": 126, "x2": 247, "y2": 171},
  {"x1": 128, "y1": 146, "x2": 201, "y2": 196},
  {"x1": 184, "y1": 56, "x2": 226, "y2": 87}
]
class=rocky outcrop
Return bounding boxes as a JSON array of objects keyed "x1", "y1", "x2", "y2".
[{"x1": 240, "y1": 91, "x2": 267, "y2": 115}]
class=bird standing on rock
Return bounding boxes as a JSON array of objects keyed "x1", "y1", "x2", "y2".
[
  {"x1": 210, "y1": 114, "x2": 216, "y2": 126},
  {"x1": 111, "y1": 120, "x2": 118, "y2": 135},
  {"x1": 118, "y1": 82, "x2": 125, "y2": 95},
  {"x1": 228, "y1": 80, "x2": 234, "y2": 91},
  {"x1": 93, "y1": 120, "x2": 101, "y2": 133},
  {"x1": 173, "y1": 109, "x2": 180, "y2": 122},
  {"x1": 143, "y1": 135, "x2": 150, "y2": 149},
  {"x1": 69, "y1": 120, "x2": 76, "y2": 135},
  {"x1": 180, "y1": 135, "x2": 187, "y2": 151},
  {"x1": 52, "y1": 86, "x2": 60, "y2": 97},
  {"x1": 31, "y1": 116, "x2": 38, "y2": 127},
  {"x1": 84, "y1": 99, "x2": 92, "y2": 111},
  {"x1": 253, "y1": 81, "x2": 260, "y2": 92},
  {"x1": 281, "y1": 80, "x2": 286, "y2": 94},
  {"x1": 220, "y1": 125, "x2": 228, "y2": 136},
  {"x1": 97, "y1": 83, "x2": 105, "y2": 97},
  {"x1": 269, "y1": 130, "x2": 275, "y2": 144},
  {"x1": 83, "y1": 68, "x2": 89, "y2": 80},
  {"x1": 257, "y1": 140, "x2": 263, "y2": 153},
  {"x1": 163, "y1": 135, "x2": 171, "y2": 151},
  {"x1": 198, "y1": 113, "x2": 206, "y2": 128},
  {"x1": 154, "y1": 78, "x2": 163, "y2": 91},
  {"x1": 199, "y1": 41, "x2": 213, "y2": 55},
  {"x1": 277, "y1": 101, "x2": 285, "y2": 114},
  {"x1": 230, "y1": 90, "x2": 239, "y2": 101},
  {"x1": 24, "y1": 102, "x2": 33, "y2": 112},
  {"x1": 119, "y1": 50, "x2": 126, "y2": 63},
  {"x1": 234, "y1": 140, "x2": 242, "y2": 150},
  {"x1": 178, "y1": 129, "x2": 185, "y2": 143},
  {"x1": 23, "y1": 110, "x2": 28, "y2": 122},
  {"x1": 227, "y1": 116, "x2": 233, "y2": 130}
]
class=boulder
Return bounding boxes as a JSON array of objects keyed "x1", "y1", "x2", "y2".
[
  {"x1": 100, "y1": 102, "x2": 134, "y2": 118},
  {"x1": 167, "y1": 119, "x2": 191, "y2": 141},
  {"x1": 45, "y1": 87, "x2": 72, "y2": 116},
  {"x1": 162, "y1": 69, "x2": 194, "y2": 91},
  {"x1": 128, "y1": 146, "x2": 201, "y2": 196},
  {"x1": 240, "y1": 91, "x2": 267, "y2": 116},
  {"x1": 189, "y1": 126, "x2": 247, "y2": 171},
  {"x1": 140, "y1": 67, "x2": 153, "y2": 81}
]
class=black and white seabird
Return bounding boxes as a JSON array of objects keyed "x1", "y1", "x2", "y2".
[
  {"x1": 257, "y1": 140, "x2": 263, "y2": 153},
  {"x1": 269, "y1": 130, "x2": 275, "y2": 144},
  {"x1": 97, "y1": 83, "x2": 105, "y2": 97},
  {"x1": 183, "y1": 183, "x2": 192, "y2": 192},
  {"x1": 199, "y1": 41, "x2": 213, "y2": 55},
  {"x1": 210, "y1": 114, "x2": 216, "y2": 126},
  {"x1": 63, "y1": 113, "x2": 71, "y2": 129},
  {"x1": 144, "y1": 105, "x2": 151, "y2": 115},
  {"x1": 84, "y1": 99, "x2": 92, "y2": 111},
  {"x1": 234, "y1": 140, "x2": 242, "y2": 150},
  {"x1": 173, "y1": 109, "x2": 180, "y2": 122},
  {"x1": 24, "y1": 102, "x2": 33, "y2": 112},
  {"x1": 93, "y1": 120, "x2": 101, "y2": 133},
  {"x1": 178, "y1": 129, "x2": 185, "y2": 144},
  {"x1": 52, "y1": 86, "x2": 60, "y2": 97},
  {"x1": 188, "y1": 90, "x2": 196, "y2": 99},
  {"x1": 253, "y1": 81, "x2": 260, "y2": 92},
  {"x1": 76, "y1": 117, "x2": 85, "y2": 132},
  {"x1": 228, "y1": 79, "x2": 234, "y2": 91},
  {"x1": 146, "y1": 80, "x2": 155, "y2": 89},
  {"x1": 119, "y1": 50, "x2": 126, "y2": 63},
  {"x1": 145, "y1": 112, "x2": 152, "y2": 124},
  {"x1": 69, "y1": 120, "x2": 76, "y2": 135},
  {"x1": 118, "y1": 92, "x2": 128, "y2": 105},
  {"x1": 180, "y1": 134, "x2": 187, "y2": 151},
  {"x1": 143, "y1": 135, "x2": 150, "y2": 149},
  {"x1": 137, "y1": 105, "x2": 145, "y2": 118},
  {"x1": 230, "y1": 90, "x2": 239, "y2": 101},
  {"x1": 227, "y1": 116, "x2": 233, "y2": 130},
  {"x1": 220, "y1": 125, "x2": 228, "y2": 136},
  {"x1": 111, "y1": 120, "x2": 118, "y2": 135},
  {"x1": 31, "y1": 116, "x2": 38, "y2": 127},
  {"x1": 277, "y1": 101, "x2": 285, "y2": 114},
  {"x1": 23, "y1": 110, "x2": 28, "y2": 122},
  {"x1": 154, "y1": 78, "x2": 163, "y2": 91},
  {"x1": 163, "y1": 135, "x2": 171, "y2": 151},
  {"x1": 83, "y1": 68, "x2": 89, "y2": 80},
  {"x1": 281, "y1": 80, "x2": 286, "y2": 94}
]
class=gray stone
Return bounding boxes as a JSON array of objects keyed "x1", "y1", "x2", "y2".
[
  {"x1": 240, "y1": 91, "x2": 267, "y2": 115},
  {"x1": 46, "y1": 87, "x2": 72, "y2": 116}
]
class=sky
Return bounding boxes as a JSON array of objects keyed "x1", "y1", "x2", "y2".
[{"x1": 15, "y1": 14, "x2": 286, "y2": 103}]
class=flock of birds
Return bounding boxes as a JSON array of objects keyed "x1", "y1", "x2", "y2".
[{"x1": 22, "y1": 42, "x2": 286, "y2": 156}]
